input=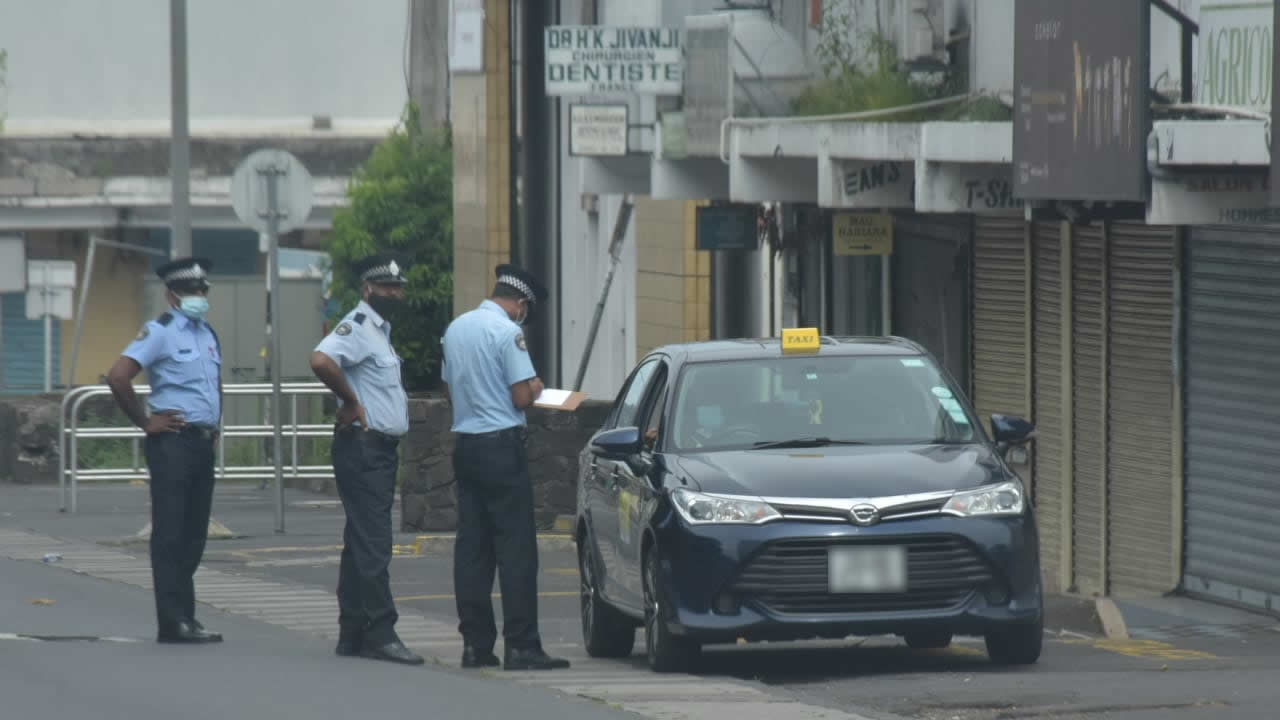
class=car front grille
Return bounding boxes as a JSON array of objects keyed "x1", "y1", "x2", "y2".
[{"x1": 726, "y1": 535, "x2": 994, "y2": 615}]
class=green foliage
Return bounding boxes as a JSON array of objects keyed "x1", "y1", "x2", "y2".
[
  {"x1": 327, "y1": 103, "x2": 454, "y2": 391},
  {"x1": 791, "y1": 2, "x2": 1010, "y2": 122}
]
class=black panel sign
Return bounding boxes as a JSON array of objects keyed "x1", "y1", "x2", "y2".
[
  {"x1": 1013, "y1": 0, "x2": 1150, "y2": 202},
  {"x1": 696, "y1": 205, "x2": 759, "y2": 251}
]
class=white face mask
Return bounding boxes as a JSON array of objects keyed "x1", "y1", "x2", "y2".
[{"x1": 515, "y1": 301, "x2": 529, "y2": 326}]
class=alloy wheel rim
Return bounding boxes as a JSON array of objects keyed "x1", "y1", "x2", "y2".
[
  {"x1": 580, "y1": 547, "x2": 595, "y2": 637},
  {"x1": 645, "y1": 557, "x2": 659, "y2": 659}
]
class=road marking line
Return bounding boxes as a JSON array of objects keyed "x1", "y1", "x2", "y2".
[{"x1": 1060, "y1": 637, "x2": 1219, "y2": 660}]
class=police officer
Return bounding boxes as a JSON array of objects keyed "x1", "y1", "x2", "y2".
[
  {"x1": 441, "y1": 264, "x2": 570, "y2": 671},
  {"x1": 106, "y1": 257, "x2": 224, "y2": 644},
  {"x1": 310, "y1": 254, "x2": 423, "y2": 666}
]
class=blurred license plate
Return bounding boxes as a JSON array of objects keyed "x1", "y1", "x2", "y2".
[{"x1": 828, "y1": 546, "x2": 907, "y2": 593}]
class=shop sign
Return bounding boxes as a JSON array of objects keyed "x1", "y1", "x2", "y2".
[
  {"x1": 545, "y1": 26, "x2": 682, "y2": 96},
  {"x1": 569, "y1": 104, "x2": 628, "y2": 156},
  {"x1": 832, "y1": 213, "x2": 894, "y2": 256},
  {"x1": 696, "y1": 204, "x2": 759, "y2": 251},
  {"x1": 1148, "y1": 171, "x2": 1280, "y2": 224},
  {"x1": 1198, "y1": 1, "x2": 1272, "y2": 113},
  {"x1": 916, "y1": 162, "x2": 1025, "y2": 214},
  {"x1": 1013, "y1": 0, "x2": 1149, "y2": 202},
  {"x1": 836, "y1": 160, "x2": 914, "y2": 208}
]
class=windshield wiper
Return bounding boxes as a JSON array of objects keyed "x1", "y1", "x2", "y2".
[{"x1": 750, "y1": 437, "x2": 867, "y2": 450}]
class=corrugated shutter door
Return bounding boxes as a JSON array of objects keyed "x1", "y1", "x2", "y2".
[
  {"x1": 1184, "y1": 227, "x2": 1280, "y2": 611},
  {"x1": 1, "y1": 292, "x2": 60, "y2": 392},
  {"x1": 1071, "y1": 224, "x2": 1106, "y2": 595},
  {"x1": 1032, "y1": 222, "x2": 1065, "y2": 590},
  {"x1": 1107, "y1": 222, "x2": 1176, "y2": 595},
  {"x1": 972, "y1": 217, "x2": 1028, "y2": 436}
]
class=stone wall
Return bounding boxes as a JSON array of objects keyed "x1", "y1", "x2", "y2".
[
  {"x1": 399, "y1": 397, "x2": 612, "y2": 532},
  {"x1": 0, "y1": 394, "x2": 69, "y2": 484}
]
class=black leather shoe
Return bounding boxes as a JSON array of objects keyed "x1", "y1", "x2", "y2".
[
  {"x1": 335, "y1": 637, "x2": 361, "y2": 657},
  {"x1": 461, "y1": 646, "x2": 501, "y2": 668},
  {"x1": 158, "y1": 621, "x2": 223, "y2": 644},
  {"x1": 360, "y1": 640, "x2": 425, "y2": 666},
  {"x1": 504, "y1": 646, "x2": 571, "y2": 671}
]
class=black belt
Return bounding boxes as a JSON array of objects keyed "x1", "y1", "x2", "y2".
[
  {"x1": 180, "y1": 424, "x2": 218, "y2": 440},
  {"x1": 337, "y1": 425, "x2": 401, "y2": 445},
  {"x1": 456, "y1": 426, "x2": 524, "y2": 441}
]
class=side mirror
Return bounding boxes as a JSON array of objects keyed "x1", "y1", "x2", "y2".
[
  {"x1": 991, "y1": 414, "x2": 1036, "y2": 455},
  {"x1": 591, "y1": 426, "x2": 643, "y2": 459}
]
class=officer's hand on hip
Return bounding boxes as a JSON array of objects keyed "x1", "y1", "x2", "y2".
[
  {"x1": 336, "y1": 402, "x2": 369, "y2": 431},
  {"x1": 144, "y1": 411, "x2": 186, "y2": 435}
]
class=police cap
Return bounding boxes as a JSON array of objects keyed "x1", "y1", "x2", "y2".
[
  {"x1": 156, "y1": 257, "x2": 212, "y2": 292},
  {"x1": 356, "y1": 254, "x2": 408, "y2": 286},
  {"x1": 495, "y1": 263, "x2": 547, "y2": 304}
]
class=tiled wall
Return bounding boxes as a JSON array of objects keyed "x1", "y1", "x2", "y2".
[{"x1": 634, "y1": 198, "x2": 711, "y2": 357}]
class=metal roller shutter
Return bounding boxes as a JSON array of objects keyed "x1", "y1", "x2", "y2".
[
  {"x1": 1183, "y1": 227, "x2": 1280, "y2": 611},
  {"x1": 1107, "y1": 222, "x2": 1177, "y2": 595},
  {"x1": 1, "y1": 292, "x2": 61, "y2": 393},
  {"x1": 1071, "y1": 224, "x2": 1106, "y2": 595},
  {"x1": 971, "y1": 217, "x2": 1028, "y2": 438},
  {"x1": 1032, "y1": 221, "x2": 1065, "y2": 591}
]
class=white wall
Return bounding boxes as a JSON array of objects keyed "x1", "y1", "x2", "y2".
[{"x1": 0, "y1": 0, "x2": 409, "y2": 134}]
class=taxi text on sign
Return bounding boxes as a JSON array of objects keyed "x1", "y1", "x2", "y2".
[
  {"x1": 832, "y1": 214, "x2": 894, "y2": 257},
  {"x1": 782, "y1": 328, "x2": 821, "y2": 355}
]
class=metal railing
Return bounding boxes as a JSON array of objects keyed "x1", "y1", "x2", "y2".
[{"x1": 59, "y1": 383, "x2": 335, "y2": 524}]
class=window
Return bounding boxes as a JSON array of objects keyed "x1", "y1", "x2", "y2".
[
  {"x1": 613, "y1": 359, "x2": 660, "y2": 429},
  {"x1": 670, "y1": 354, "x2": 979, "y2": 451}
]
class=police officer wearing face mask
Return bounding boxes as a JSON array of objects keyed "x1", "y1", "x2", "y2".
[
  {"x1": 106, "y1": 257, "x2": 224, "y2": 645},
  {"x1": 309, "y1": 254, "x2": 422, "y2": 666},
  {"x1": 441, "y1": 264, "x2": 570, "y2": 671}
]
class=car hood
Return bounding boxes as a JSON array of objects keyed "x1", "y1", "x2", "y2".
[{"x1": 672, "y1": 444, "x2": 1007, "y2": 499}]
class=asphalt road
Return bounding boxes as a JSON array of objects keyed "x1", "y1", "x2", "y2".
[{"x1": 6, "y1": 483, "x2": 1280, "y2": 720}]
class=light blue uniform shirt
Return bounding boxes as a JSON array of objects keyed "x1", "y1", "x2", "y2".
[
  {"x1": 441, "y1": 300, "x2": 537, "y2": 434},
  {"x1": 314, "y1": 300, "x2": 410, "y2": 437},
  {"x1": 122, "y1": 309, "x2": 222, "y2": 427}
]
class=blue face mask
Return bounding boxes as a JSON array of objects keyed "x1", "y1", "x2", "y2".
[{"x1": 178, "y1": 295, "x2": 210, "y2": 321}]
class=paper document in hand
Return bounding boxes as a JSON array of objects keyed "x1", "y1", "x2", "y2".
[{"x1": 535, "y1": 389, "x2": 573, "y2": 407}]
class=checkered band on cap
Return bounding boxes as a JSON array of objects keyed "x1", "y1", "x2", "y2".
[
  {"x1": 164, "y1": 265, "x2": 207, "y2": 284},
  {"x1": 360, "y1": 259, "x2": 403, "y2": 284},
  {"x1": 498, "y1": 274, "x2": 536, "y2": 303}
]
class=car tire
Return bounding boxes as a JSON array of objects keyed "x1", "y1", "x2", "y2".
[
  {"x1": 643, "y1": 549, "x2": 700, "y2": 673},
  {"x1": 984, "y1": 620, "x2": 1043, "y2": 665},
  {"x1": 579, "y1": 538, "x2": 636, "y2": 658},
  {"x1": 904, "y1": 631, "x2": 953, "y2": 649}
]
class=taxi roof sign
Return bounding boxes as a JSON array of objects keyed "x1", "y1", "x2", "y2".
[{"x1": 781, "y1": 328, "x2": 821, "y2": 354}]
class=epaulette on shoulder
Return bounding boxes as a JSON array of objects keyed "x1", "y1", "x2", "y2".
[
  {"x1": 156, "y1": 313, "x2": 174, "y2": 326},
  {"x1": 353, "y1": 312, "x2": 366, "y2": 325}
]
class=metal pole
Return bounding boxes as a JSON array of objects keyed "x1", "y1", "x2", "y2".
[
  {"x1": 265, "y1": 166, "x2": 286, "y2": 534},
  {"x1": 880, "y1": 254, "x2": 891, "y2": 335},
  {"x1": 43, "y1": 263, "x2": 52, "y2": 393},
  {"x1": 572, "y1": 195, "x2": 633, "y2": 392},
  {"x1": 67, "y1": 237, "x2": 98, "y2": 387},
  {"x1": 169, "y1": 0, "x2": 191, "y2": 258}
]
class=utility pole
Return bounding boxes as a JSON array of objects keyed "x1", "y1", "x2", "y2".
[{"x1": 169, "y1": 0, "x2": 192, "y2": 258}]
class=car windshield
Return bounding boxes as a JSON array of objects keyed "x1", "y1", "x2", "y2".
[{"x1": 669, "y1": 354, "x2": 980, "y2": 452}]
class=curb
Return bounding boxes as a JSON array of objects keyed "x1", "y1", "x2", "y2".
[{"x1": 1094, "y1": 596, "x2": 1130, "y2": 640}]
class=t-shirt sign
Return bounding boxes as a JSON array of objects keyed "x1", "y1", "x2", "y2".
[{"x1": 545, "y1": 26, "x2": 683, "y2": 96}]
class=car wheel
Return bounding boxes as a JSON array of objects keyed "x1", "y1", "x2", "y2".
[
  {"x1": 984, "y1": 620, "x2": 1043, "y2": 665},
  {"x1": 579, "y1": 537, "x2": 636, "y2": 658},
  {"x1": 904, "y1": 631, "x2": 953, "y2": 649},
  {"x1": 643, "y1": 548, "x2": 700, "y2": 673}
]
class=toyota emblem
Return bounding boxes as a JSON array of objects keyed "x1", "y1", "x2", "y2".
[{"x1": 850, "y1": 503, "x2": 880, "y2": 526}]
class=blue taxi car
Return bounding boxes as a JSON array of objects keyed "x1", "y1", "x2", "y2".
[{"x1": 574, "y1": 332, "x2": 1041, "y2": 672}]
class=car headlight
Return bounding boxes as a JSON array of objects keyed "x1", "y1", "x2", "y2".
[
  {"x1": 670, "y1": 488, "x2": 781, "y2": 525},
  {"x1": 942, "y1": 480, "x2": 1025, "y2": 517}
]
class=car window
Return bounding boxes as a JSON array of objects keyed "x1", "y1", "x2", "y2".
[
  {"x1": 613, "y1": 359, "x2": 660, "y2": 429},
  {"x1": 669, "y1": 354, "x2": 979, "y2": 451}
]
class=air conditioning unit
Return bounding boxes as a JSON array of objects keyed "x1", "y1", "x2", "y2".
[{"x1": 899, "y1": 0, "x2": 949, "y2": 67}]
